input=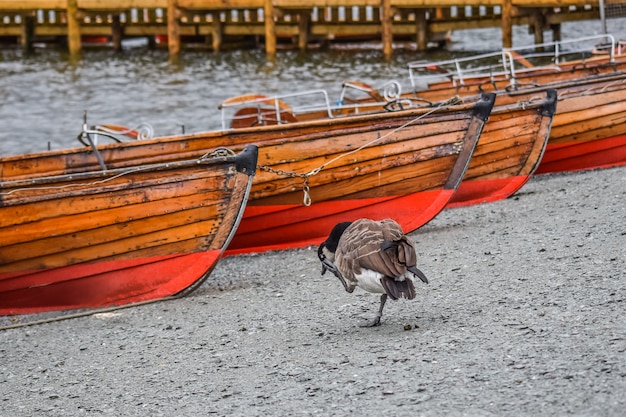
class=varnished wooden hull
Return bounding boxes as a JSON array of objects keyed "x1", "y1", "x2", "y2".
[
  {"x1": 0, "y1": 145, "x2": 258, "y2": 315},
  {"x1": 446, "y1": 89, "x2": 556, "y2": 208}
]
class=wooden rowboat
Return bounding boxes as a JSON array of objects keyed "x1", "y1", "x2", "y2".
[
  {"x1": 338, "y1": 46, "x2": 626, "y2": 175},
  {"x1": 19, "y1": 94, "x2": 495, "y2": 256},
  {"x1": 223, "y1": 94, "x2": 494, "y2": 254},
  {"x1": 405, "y1": 35, "x2": 626, "y2": 100},
  {"x1": 223, "y1": 87, "x2": 558, "y2": 209},
  {"x1": 404, "y1": 36, "x2": 626, "y2": 174},
  {"x1": 446, "y1": 88, "x2": 557, "y2": 208},
  {"x1": 0, "y1": 144, "x2": 258, "y2": 315}
]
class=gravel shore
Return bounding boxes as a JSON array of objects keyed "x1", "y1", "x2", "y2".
[{"x1": 1, "y1": 167, "x2": 625, "y2": 417}]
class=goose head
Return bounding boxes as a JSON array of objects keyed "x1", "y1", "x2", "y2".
[{"x1": 318, "y1": 221, "x2": 352, "y2": 275}]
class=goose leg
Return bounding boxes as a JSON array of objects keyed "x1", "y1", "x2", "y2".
[{"x1": 360, "y1": 294, "x2": 387, "y2": 327}]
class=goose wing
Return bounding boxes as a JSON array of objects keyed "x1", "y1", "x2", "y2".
[{"x1": 336, "y1": 218, "x2": 410, "y2": 280}]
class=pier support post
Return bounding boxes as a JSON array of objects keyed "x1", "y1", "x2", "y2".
[
  {"x1": 264, "y1": 0, "x2": 276, "y2": 54},
  {"x1": 381, "y1": 0, "x2": 393, "y2": 56},
  {"x1": 21, "y1": 13, "x2": 35, "y2": 53},
  {"x1": 167, "y1": 0, "x2": 181, "y2": 57},
  {"x1": 67, "y1": 0, "x2": 81, "y2": 56},
  {"x1": 298, "y1": 12, "x2": 310, "y2": 50},
  {"x1": 415, "y1": 9, "x2": 427, "y2": 51},
  {"x1": 550, "y1": 23, "x2": 561, "y2": 42},
  {"x1": 530, "y1": 9, "x2": 546, "y2": 49},
  {"x1": 501, "y1": 0, "x2": 513, "y2": 48},
  {"x1": 112, "y1": 14, "x2": 123, "y2": 52},
  {"x1": 212, "y1": 20, "x2": 223, "y2": 51}
]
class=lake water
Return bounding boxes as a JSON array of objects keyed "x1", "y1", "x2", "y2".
[{"x1": 0, "y1": 19, "x2": 623, "y2": 156}]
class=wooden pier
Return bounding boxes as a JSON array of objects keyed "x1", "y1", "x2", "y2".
[{"x1": 0, "y1": 0, "x2": 604, "y2": 55}]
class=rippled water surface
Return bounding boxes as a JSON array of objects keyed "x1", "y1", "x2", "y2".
[{"x1": 0, "y1": 20, "x2": 622, "y2": 156}]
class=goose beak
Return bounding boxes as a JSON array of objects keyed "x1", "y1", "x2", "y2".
[{"x1": 320, "y1": 258, "x2": 338, "y2": 276}]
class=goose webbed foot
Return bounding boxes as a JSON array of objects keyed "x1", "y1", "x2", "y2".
[{"x1": 359, "y1": 313, "x2": 382, "y2": 327}]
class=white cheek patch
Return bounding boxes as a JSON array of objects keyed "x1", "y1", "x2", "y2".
[
  {"x1": 321, "y1": 247, "x2": 335, "y2": 262},
  {"x1": 354, "y1": 269, "x2": 385, "y2": 294}
]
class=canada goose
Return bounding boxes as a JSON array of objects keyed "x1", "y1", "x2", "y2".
[{"x1": 318, "y1": 218, "x2": 428, "y2": 327}]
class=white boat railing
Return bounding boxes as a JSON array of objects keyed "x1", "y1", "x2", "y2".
[
  {"x1": 336, "y1": 80, "x2": 403, "y2": 104},
  {"x1": 408, "y1": 50, "x2": 520, "y2": 89},
  {"x1": 218, "y1": 90, "x2": 332, "y2": 129},
  {"x1": 407, "y1": 34, "x2": 622, "y2": 90},
  {"x1": 505, "y1": 34, "x2": 621, "y2": 65},
  {"x1": 218, "y1": 85, "x2": 411, "y2": 129}
]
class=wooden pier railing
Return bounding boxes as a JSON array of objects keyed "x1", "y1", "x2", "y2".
[{"x1": 0, "y1": 0, "x2": 603, "y2": 55}]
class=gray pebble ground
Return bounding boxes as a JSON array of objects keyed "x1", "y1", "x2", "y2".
[{"x1": 1, "y1": 167, "x2": 625, "y2": 416}]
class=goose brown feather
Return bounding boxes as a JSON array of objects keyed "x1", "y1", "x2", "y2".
[{"x1": 334, "y1": 219, "x2": 427, "y2": 296}]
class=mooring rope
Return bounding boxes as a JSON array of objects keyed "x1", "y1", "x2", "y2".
[
  {"x1": 0, "y1": 297, "x2": 178, "y2": 331},
  {"x1": 0, "y1": 148, "x2": 233, "y2": 197},
  {"x1": 259, "y1": 96, "x2": 462, "y2": 206},
  {"x1": 0, "y1": 165, "x2": 156, "y2": 196}
]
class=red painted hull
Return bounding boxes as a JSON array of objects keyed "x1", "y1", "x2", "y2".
[
  {"x1": 226, "y1": 189, "x2": 453, "y2": 255},
  {"x1": 536, "y1": 135, "x2": 626, "y2": 174},
  {"x1": 0, "y1": 250, "x2": 221, "y2": 315},
  {"x1": 446, "y1": 175, "x2": 530, "y2": 208}
]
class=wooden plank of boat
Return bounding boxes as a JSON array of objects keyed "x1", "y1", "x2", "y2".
[
  {"x1": 437, "y1": 74, "x2": 626, "y2": 174},
  {"x1": 0, "y1": 145, "x2": 258, "y2": 315},
  {"x1": 2, "y1": 94, "x2": 495, "y2": 256},
  {"x1": 446, "y1": 88, "x2": 557, "y2": 208}
]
